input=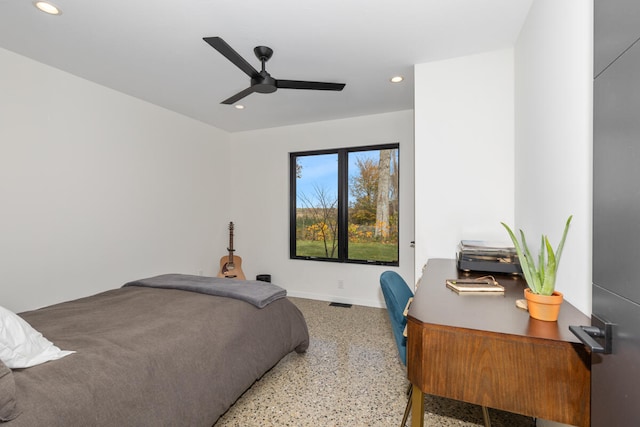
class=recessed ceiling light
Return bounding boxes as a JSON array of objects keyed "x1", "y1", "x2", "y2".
[
  {"x1": 234, "y1": 105, "x2": 245, "y2": 110},
  {"x1": 390, "y1": 76, "x2": 404, "y2": 83},
  {"x1": 34, "y1": 1, "x2": 62, "y2": 15}
]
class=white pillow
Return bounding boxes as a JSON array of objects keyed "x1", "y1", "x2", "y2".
[{"x1": 0, "y1": 305, "x2": 75, "y2": 369}]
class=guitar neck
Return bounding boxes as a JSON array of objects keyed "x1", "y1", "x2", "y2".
[{"x1": 227, "y1": 226, "x2": 235, "y2": 262}]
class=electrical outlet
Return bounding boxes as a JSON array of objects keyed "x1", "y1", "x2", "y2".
[{"x1": 338, "y1": 279, "x2": 344, "y2": 289}]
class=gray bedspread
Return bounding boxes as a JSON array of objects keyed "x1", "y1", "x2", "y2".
[
  {"x1": 7, "y1": 286, "x2": 309, "y2": 426},
  {"x1": 123, "y1": 274, "x2": 286, "y2": 308}
]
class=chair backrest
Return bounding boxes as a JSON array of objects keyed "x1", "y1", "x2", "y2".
[{"x1": 380, "y1": 271, "x2": 414, "y2": 366}]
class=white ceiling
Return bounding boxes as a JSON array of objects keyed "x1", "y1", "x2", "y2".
[{"x1": 0, "y1": 0, "x2": 533, "y2": 132}]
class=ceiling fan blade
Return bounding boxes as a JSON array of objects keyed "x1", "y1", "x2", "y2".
[
  {"x1": 221, "y1": 86, "x2": 259, "y2": 105},
  {"x1": 203, "y1": 36, "x2": 259, "y2": 78},
  {"x1": 276, "y1": 80, "x2": 346, "y2": 91}
]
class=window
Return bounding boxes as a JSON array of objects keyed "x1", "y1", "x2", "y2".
[{"x1": 290, "y1": 143, "x2": 399, "y2": 265}]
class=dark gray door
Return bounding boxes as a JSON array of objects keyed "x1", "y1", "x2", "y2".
[{"x1": 592, "y1": 1, "x2": 640, "y2": 425}]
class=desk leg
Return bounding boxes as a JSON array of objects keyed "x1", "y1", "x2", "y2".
[{"x1": 410, "y1": 384, "x2": 424, "y2": 427}]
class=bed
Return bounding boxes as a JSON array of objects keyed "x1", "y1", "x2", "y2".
[{"x1": 0, "y1": 274, "x2": 309, "y2": 426}]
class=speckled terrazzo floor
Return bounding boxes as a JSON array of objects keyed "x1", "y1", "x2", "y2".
[{"x1": 214, "y1": 297, "x2": 536, "y2": 427}]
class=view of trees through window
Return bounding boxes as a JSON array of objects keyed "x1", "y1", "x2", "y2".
[{"x1": 290, "y1": 144, "x2": 399, "y2": 265}]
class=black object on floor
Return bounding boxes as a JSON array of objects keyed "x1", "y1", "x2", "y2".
[{"x1": 329, "y1": 302, "x2": 352, "y2": 308}]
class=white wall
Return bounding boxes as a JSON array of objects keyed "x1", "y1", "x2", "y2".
[
  {"x1": 414, "y1": 48, "x2": 516, "y2": 279},
  {"x1": 228, "y1": 111, "x2": 415, "y2": 307},
  {"x1": 0, "y1": 47, "x2": 230, "y2": 313},
  {"x1": 514, "y1": 0, "x2": 593, "y2": 317}
]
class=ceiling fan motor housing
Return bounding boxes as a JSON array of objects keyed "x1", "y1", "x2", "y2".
[{"x1": 252, "y1": 73, "x2": 278, "y2": 93}]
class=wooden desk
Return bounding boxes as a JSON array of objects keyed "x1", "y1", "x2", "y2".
[{"x1": 407, "y1": 259, "x2": 591, "y2": 427}]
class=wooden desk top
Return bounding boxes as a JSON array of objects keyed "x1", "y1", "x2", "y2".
[{"x1": 408, "y1": 258, "x2": 590, "y2": 343}]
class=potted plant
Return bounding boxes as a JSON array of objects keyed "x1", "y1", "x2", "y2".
[{"x1": 501, "y1": 215, "x2": 573, "y2": 321}]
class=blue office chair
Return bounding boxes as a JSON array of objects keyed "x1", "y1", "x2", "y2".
[{"x1": 380, "y1": 271, "x2": 414, "y2": 427}]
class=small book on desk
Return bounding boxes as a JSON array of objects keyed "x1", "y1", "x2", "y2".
[{"x1": 446, "y1": 278, "x2": 504, "y2": 294}]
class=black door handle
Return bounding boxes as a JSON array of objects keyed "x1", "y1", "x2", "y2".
[
  {"x1": 569, "y1": 313, "x2": 613, "y2": 354},
  {"x1": 569, "y1": 325, "x2": 607, "y2": 353}
]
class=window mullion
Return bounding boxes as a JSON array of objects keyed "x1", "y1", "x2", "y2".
[
  {"x1": 337, "y1": 149, "x2": 349, "y2": 261},
  {"x1": 289, "y1": 153, "x2": 298, "y2": 259}
]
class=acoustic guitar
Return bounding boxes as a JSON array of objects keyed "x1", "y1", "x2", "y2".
[{"x1": 218, "y1": 222, "x2": 246, "y2": 280}]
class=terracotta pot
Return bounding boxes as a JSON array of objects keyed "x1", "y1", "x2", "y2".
[{"x1": 524, "y1": 288, "x2": 564, "y2": 322}]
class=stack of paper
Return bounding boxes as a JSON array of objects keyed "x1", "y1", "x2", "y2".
[{"x1": 446, "y1": 278, "x2": 505, "y2": 294}]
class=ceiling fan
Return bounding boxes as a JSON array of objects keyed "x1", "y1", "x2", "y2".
[{"x1": 203, "y1": 36, "x2": 346, "y2": 105}]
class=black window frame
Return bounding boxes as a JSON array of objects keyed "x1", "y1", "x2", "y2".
[{"x1": 289, "y1": 143, "x2": 400, "y2": 266}]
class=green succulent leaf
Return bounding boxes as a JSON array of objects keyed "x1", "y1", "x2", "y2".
[
  {"x1": 501, "y1": 222, "x2": 536, "y2": 293},
  {"x1": 541, "y1": 237, "x2": 557, "y2": 295},
  {"x1": 555, "y1": 215, "x2": 573, "y2": 264},
  {"x1": 521, "y1": 229, "x2": 542, "y2": 293},
  {"x1": 538, "y1": 236, "x2": 545, "y2": 286}
]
